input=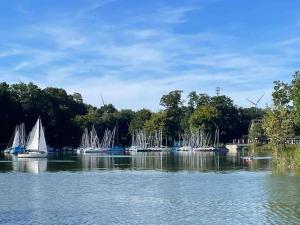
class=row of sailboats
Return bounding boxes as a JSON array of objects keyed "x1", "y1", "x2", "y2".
[
  {"x1": 4, "y1": 118, "x2": 48, "y2": 158},
  {"x1": 177, "y1": 128, "x2": 220, "y2": 151},
  {"x1": 76, "y1": 126, "x2": 116, "y2": 153},
  {"x1": 127, "y1": 129, "x2": 169, "y2": 152}
]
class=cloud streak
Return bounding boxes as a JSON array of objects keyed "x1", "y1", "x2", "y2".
[{"x1": 0, "y1": 0, "x2": 299, "y2": 110}]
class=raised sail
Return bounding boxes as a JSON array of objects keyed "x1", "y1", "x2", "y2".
[
  {"x1": 39, "y1": 125, "x2": 47, "y2": 153},
  {"x1": 5, "y1": 123, "x2": 26, "y2": 154},
  {"x1": 11, "y1": 127, "x2": 20, "y2": 148},
  {"x1": 19, "y1": 118, "x2": 48, "y2": 158},
  {"x1": 26, "y1": 119, "x2": 40, "y2": 151}
]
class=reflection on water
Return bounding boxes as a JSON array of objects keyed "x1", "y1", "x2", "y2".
[
  {"x1": 0, "y1": 151, "x2": 272, "y2": 173},
  {"x1": 1, "y1": 151, "x2": 300, "y2": 224},
  {"x1": 1, "y1": 155, "x2": 47, "y2": 173},
  {"x1": 14, "y1": 158, "x2": 47, "y2": 174}
]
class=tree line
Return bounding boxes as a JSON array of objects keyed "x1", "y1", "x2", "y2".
[
  {"x1": 260, "y1": 71, "x2": 300, "y2": 148},
  {"x1": 0, "y1": 82, "x2": 264, "y2": 149}
]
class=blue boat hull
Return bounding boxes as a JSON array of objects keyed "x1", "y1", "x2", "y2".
[{"x1": 10, "y1": 147, "x2": 25, "y2": 154}]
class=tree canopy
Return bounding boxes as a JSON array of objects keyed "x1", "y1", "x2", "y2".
[{"x1": 0, "y1": 82, "x2": 266, "y2": 148}]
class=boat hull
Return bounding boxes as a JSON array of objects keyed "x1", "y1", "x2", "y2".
[
  {"x1": 18, "y1": 152, "x2": 48, "y2": 158},
  {"x1": 10, "y1": 147, "x2": 25, "y2": 154},
  {"x1": 4, "y1": 148, "x2": 11, "y2": 154},
  {"x1": 83, "y1": 148, "x2": 110, "y2": 153}
]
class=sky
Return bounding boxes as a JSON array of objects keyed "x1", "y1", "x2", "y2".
[{"x1": 0, "y1": 0, "x2": 299, "y2": 110}]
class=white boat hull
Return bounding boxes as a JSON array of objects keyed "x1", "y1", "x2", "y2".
[
  {"x1": 83, "y1": 148, "x2": 110, "y2": 153},
  {"x1": 4, "y1": 149, "x2": 11, "y2": 154},
  {"x1": 18, "y1": 152, "x2": 48, "y2": 158}
]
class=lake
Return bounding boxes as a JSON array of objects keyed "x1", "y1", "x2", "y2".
[{"x1": 0, "y1": 151, "x2": 300, "y2": 225}]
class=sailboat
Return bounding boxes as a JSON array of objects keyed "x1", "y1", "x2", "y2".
[
  {"x1": 18, "y1": 118, "x2": 48, "y2": 158},
  {"x1": 76, "y1": 126, "x2": 116, "y2": 153},
  {"x1": 4, "y1": 123, "x2": 26, "y2": 154}
]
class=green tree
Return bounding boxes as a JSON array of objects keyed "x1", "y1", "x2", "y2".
[
  {"x1": 262, "y1": 106, "x2": 293, "y2": 147},
  {"x1": 272, "y1": 80, "x2": 291, "y2": 107},
  {"x1": 210, "y1": 95, "x2": 240, "y2": 142},
  {"x1": 129, "y1": 109, "x2": 152, "y2": 133},
  {"x1": 72, "y1": 92, "x2": 83, "y2": 103},
  {"x1": 291, "y1": 71, "x2": 300, "y2": 133},
  {"x1": 115, "y1": 109, "x2": 135, "y2": 146},
  {"x1": 248, "y1": 120, "x2": 265, "y2": 144},
  {"x1": 0, "y1": 82, "x2": 22, "y2": 147},
  {"x1": 160, "y1": 90, "x2": 183, "y2": 141},
  {"x1": 262, "y1": 77, "x2": 294, "y2": 156},
  {"x1": 187, "y1": 91, "x2": 210, "y2": 109},
  {"x1": 144, "y1": 111, "x2": 167, "y2": 134},
  {"x1": 189, "y1": 105, "x2": 218, "y2": 132}
]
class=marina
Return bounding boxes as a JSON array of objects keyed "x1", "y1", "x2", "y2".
[{"x1": 0, "y1": 0, "x2": 299, "y2": 224}]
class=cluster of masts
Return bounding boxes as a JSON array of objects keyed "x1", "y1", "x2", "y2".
[
  {"x1": 4, "y1": 118, "x2": 48, "y2": 158},
  {"x1": 178, "y1": 128, "x2": 220, "y2": 151},
  {"x1": 127, "y1": 128, "x2": 220, "y2": 152},
  {"x1": 128, "y1": 129, "x2": 169, "y2": 152},
  {"x1": 6, "y1": 123, "x2": 26, "y2": 152},
  {"x1": 77, "y1": 125, "x2": 116, "y2": 153},
  {"x1": 4, "y1": 121, "x2": 221, "y2": 156}
]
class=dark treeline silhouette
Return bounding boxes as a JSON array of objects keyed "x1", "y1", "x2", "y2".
[{"x1": 0, "y1": 82, "x2": 264, "y2": 148}]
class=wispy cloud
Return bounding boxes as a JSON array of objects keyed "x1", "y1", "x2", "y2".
[
  {"x1": 0, "y1": 0, "x2": 299, "y2": 110},
  {"x1": 13, "y1": 3, "x2": 31, "y2": 16},
  {"x1": 278, "y1": 37, "x2": 300, "y2": 46},
  {"x1": 77, "y1": 0, "x2": 118, "y2": 16},
  {"x1": 155, "y1": 6, "x2": 198, "y2": 24}
]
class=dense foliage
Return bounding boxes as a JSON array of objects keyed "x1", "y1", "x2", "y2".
[
  {"x1": 0, "y1": 82, "x2": 264, "y2": 148},
  {"x1": 262, "y1": 71, "x2": 300, "y2": 147}
]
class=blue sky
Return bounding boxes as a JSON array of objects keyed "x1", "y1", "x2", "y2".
[{"x1": 0, "y1": 0, "x2": 299, "y2": 110}]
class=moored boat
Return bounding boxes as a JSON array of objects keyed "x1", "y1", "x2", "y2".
[
  {"x1": 76, "y1": 126, "x2": 116, "y2": 154},
  {"x1": 18, "y1": 118, "x2": 48, "y2": 158},
  {"x1": 4, "y1": 123, "x2": 26, "y2": 154}
]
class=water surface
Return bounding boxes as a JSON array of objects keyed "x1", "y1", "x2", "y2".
[{"x1": 0, "y1": 152, "x2": 299, "y2": 225}]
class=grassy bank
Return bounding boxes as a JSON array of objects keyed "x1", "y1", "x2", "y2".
[{"x1": 251, "y1": 144, "x2": 300, "y2": 169}]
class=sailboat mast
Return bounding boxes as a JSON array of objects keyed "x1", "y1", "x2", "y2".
[{"x1": 38, "y1": 118, "x2": 41, "y2": 151}]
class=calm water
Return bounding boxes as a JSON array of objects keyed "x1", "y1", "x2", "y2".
[{"x1": 0, "y1": 151, "x2": 300, "y2": 225}]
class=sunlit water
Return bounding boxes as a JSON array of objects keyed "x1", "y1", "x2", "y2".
[{"x1": 0, "y1": 151, "x2": 300, "y2": 225}]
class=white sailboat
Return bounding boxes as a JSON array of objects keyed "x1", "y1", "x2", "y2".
[
  {"x1": 4, "y1": 123, "x2": 26, "y2": 154},
  {"x1": 18, "y1": 118, "x2": 48, "y2": 158},
  {"x1": 76, "y1": 125, "x2": 116, "y2": 154}
]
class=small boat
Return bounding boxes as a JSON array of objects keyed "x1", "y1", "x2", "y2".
[
  {"x1": 18, "y1": 118, "x2": 48, "y2": 158},
  {"x1": 126, "y1": 146, "x2": 145, "y2": 152},
  {"x1": 76, "y1": 126, "x2": 116, "y2": 154},
  {"x1": 241, "y1": 155, "x2": 254, "y2": 161},
  {"x1": 4, "y1": 123, "x2": 26, "y2": 154},
  {"x1": 240, "y1": 156, "x2": 272, "y2": 160}
]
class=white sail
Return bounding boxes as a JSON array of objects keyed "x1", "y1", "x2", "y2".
[
  {"x1": 26, "y1": 118, "x2": 47, "y2": 152},
  {"x1": 26, "y1": 119, "x2": 39, "y2": 151},
  {"x1": 11, "y1": 127, "x2": 20, "y2": 148},
  {"x1": 19, "y1": 123, "x2": 26, "y2": 147},
  {"x1": 39, "y1": 126, "x2": 47, "y2": 153}
]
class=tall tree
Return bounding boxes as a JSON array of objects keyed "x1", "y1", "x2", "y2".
[
  {"x1": 291, "y1": 71, "x2": 300, "y2": 133},
  {"x1": 210, "y1": 95, "x2": 240, "y2": 142},
  {"x1": 189, "y1": 105, "x2": 218, "y2": 132},
  {"x1": 129, "y1": 109, "x2": 152, "y2": 133},
  {"x1": 262, "y1": 79, "x2": 294, "y2": 154},
  {"x1": 160, "y1": 90, "x2": 183, "y2": 141},
  {"x1": 144, "y1": 111, "x2": 167, "y2": 134}
]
